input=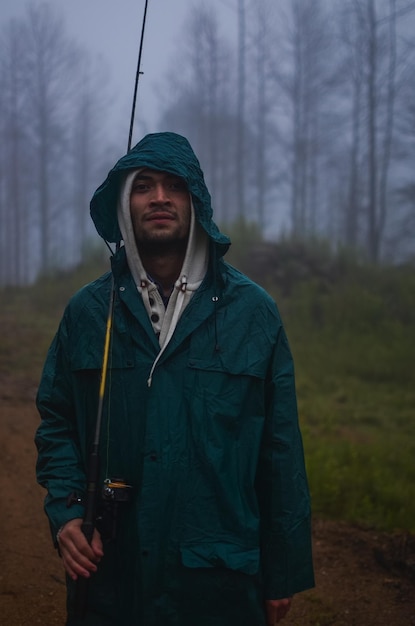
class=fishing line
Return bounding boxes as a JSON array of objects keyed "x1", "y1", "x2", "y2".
[{"x1": 128, "y1": 0, "x2": 149, "y2": 152}]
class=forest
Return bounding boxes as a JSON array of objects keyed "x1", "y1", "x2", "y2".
[
  {"x1": 1, "y1": 4, "x2": 415, "y2": 622},
  {"x1": 1, "y1": 0, "x2": 415, "y2": 286}
]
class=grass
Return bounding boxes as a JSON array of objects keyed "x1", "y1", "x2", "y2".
[
  {"x1": 1, "y1": 254, "x2": 415, "y2": 532},
  {"x1": 0, "y1": 260, "x2": 108, "y2": 385},
  {"x1": 275, "y1": 268, "x2": 415, "y2": 532}
]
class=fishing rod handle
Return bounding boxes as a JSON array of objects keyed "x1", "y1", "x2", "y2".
[
  {"x1": 73, "y1": 576, "x2": 89, "y2": 619},
  {"x1": 73, "y1": 447, "x2": 100, "y2": 618}
]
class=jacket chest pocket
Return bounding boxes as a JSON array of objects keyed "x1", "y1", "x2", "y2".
[
  {"x1": 184, "y1": 346, "x2": 267, "y2": 444},
  {"x1": 185, "y1": 324, "x2": 269, "y2": 424},
  {"x1": 185, "y1": 371, "x2": 265, "y2": 454}
]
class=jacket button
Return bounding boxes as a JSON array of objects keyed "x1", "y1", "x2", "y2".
[
  {"x1": 151, "y1": 313, "x2": 159, "y2": 323},
  {"x1": 149, "y1": 297, "x2": 155, "y2": 306},
  {"x1": 150, "y1": 453, "x2": 157, "y2": 461}
]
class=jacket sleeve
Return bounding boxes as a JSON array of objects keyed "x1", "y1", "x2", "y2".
[
  {"x1": 35, "y1": 308, "x2": 86, "y2": 543},
  {"x1": 256, "y1": 322, "x2": 314, "y2": 599}
]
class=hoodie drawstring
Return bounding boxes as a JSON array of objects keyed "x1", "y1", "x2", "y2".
[{"x1": 147, "y1": 278, "x2": 188, "y2": 387}]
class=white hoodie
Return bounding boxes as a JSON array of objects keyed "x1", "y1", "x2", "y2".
[{"x1": 117, "y1": 170, "x2": 210, "y2": 385}]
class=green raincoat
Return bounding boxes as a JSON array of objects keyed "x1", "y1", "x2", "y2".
[{"x1": 36, "y1": 132, "x2": 314, "y2": 625}]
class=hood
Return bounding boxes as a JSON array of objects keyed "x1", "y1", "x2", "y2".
[{"x1": 90, "y1": 132, "x2": 230, "y2": 255}]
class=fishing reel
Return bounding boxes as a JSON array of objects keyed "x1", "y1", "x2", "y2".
[
  {"x1": 97, "y1": 478, "x2": 133, "y2": 542},
  {"x1": 102, "y1": 478, "x2": 133, "y2": 503}
]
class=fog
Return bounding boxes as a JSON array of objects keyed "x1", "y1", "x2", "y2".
[
  {"x1": 0, "y1": 0, "x2": 235, "y2": 134},
  {"x1": 1, "y1": 0, "x2": 415, "y2": 285}
]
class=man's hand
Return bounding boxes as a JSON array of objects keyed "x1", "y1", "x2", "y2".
[
  {"x1": 265, "y1": 597, "x2": 292, "y2": 624},
  {"x1": 57, "y1": 518, "x2": 104, "y2": 581}
]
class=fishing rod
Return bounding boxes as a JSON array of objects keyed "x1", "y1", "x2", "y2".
[
  {"x1": 128, "y1": 0, "x2": 149, "y2": 152},
  {"x1": 74, "y1": 0, "x2": 150, "y2": 618}
]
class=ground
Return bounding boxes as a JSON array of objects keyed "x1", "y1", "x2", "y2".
[{"x1": 1, "y1": 381, "x2": 414, "y2": 625}]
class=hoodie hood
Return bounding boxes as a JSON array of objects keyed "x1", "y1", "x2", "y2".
[{"x1": 90, "y1": 132, "x2": 230, "y2": 255}]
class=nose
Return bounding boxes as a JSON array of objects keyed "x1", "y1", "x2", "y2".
[{"x1": 151, "y1": 183, "x2": 170, "y2": 204}]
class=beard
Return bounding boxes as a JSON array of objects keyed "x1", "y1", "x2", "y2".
[{"x1": 135, "y1": 231, "x2": 189, "y2": 258}]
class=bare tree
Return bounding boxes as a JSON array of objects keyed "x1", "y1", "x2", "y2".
[
  {"x1": 158, "y1": 6, "x2": 242, "y2": 225},
  {"x1": 21, "y1": 3, "x2": 83, "y2": 273},
  {"x1": 0, "y1": 3, "x2": 115, "y2": 285},
  {"x1": 366, "y1": 0, "x2": 380, "y2": 261},
  {"x1": 377, "y1": 0, "x2": 398, "y2": 258},
  {"x1": 341, "y1": 0, "x2": 415, "y2": 262},
  {"x1": 236, "y1": 0, "x2": 247, "y2": 218},
  {"x1": 338, "y1": 1, "x2": 366, "y2": 250},
  {"x1": 249, "y1": 2, "x2": 278, "y2": 232},
  {"x1": 154, "y1": 0, "x2": 415, "y2": 262},
  {"x1": 0, "y1": 20, "x2": 26, "y2": 285},
  {"x1": 70, "y1": 58, "x2": 110, "y2": 265},
  {"x1": 279, "y1": 0, "x2": 337, "y2": 237}
]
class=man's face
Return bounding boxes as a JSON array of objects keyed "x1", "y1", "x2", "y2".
[{"x1": 129, "y1": 169, "x2": 191, "y2": 249}]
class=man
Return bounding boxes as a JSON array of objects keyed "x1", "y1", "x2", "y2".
[{"x1": 35, "y1": 132, "x2": 314, "y2": 625}]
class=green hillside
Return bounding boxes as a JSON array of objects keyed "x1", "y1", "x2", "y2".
[{"x1": 2, "y1": 247, "x2": 414, "y2": 532}]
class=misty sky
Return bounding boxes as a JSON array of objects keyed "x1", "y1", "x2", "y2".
[{"x1": 0, "y1": 0, "x2": 235, "y2": 141}]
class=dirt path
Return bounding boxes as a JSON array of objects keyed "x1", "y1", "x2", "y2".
[{"x1": 1, "y1": 390, "x2": 414, "y2": 625}]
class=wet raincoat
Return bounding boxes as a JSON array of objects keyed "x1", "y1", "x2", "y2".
[{"x1": 35, "y1": 132, "x2": 314, "y2": 625}]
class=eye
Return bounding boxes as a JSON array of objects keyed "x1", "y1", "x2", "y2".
[
  {"x1": 169, "y1": 180, "x2": 187, "y2": 191},
  {"x1": 132, "y1": 181, "x2": 150, "y2": 192}
]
